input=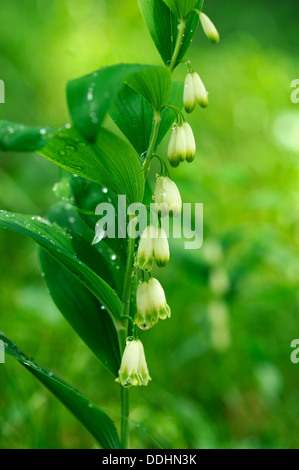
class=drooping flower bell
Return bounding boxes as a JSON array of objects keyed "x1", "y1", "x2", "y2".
[
  {"x1": 184, "y1": 72, "x2": 208, "y2": 112},
  {"x1": 148, "y1": 278, "x2": 171, "y2": 321},
  {"x1": 135, "y1": 281, "x2": 158, "y2": 330},
  {"x1": 137, "y1": 340, "x2": 151, "y2": 386},
  {"x1": 136, "y1": 225, "x2": 156, "y2": 271},
  {"x1": 199, "y1": 12, "x2": 220, "y2": 44},
  {"x1": 153, "y1": 228, "x2": 170, "y2": 267},
  {"x1": 184, "y1": 72, "x2": 196, "y2": 114},
  {"x1": 192, "y1": 72, "x2": 208, "y2": 108},
  {"x1": 135, "y1": 278, "x2": 171, "y2": 330},
  {"x1": 168, "y1": 125, "x2": 187, "y2": 167},
  {"x1": 154, "y1": 176, "x2": 182, "y2": 217},
  {"x1": 182, "y1": 122, "x2": 196, "y2": 163},
  {"x1": 115, "y1": 339, "x2": 151, "y2": 387}
]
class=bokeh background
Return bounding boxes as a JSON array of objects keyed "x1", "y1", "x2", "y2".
[{"x1": 1, "y1": 0, "x2": 299, "y2": 449}]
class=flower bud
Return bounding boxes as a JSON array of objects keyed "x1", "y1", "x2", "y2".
[
  {"x1": 115, "y1": 339, "x2": 141, "y2": 387},
  {"x1": 148, "y1": 278, "x2": 171, "y2": 321},
  {"x1": 192, "y1": 73, "x2": 208, "y2": 108},
  {"x1": 153, "y1": 228, "x2": 170, "y2": 267},
  {"x1": 168, "y1": 126, "x2": 187, "y2": 167},
  {"x1": 135, "y1": 281, "x2": 158, "y2": 330},
  {"x1": 137, "y1": 340, "x2": 151, "y2": 386},
  {"x1": 182, "y1": 122, "x2": 196, "y2": 162},
  {"x1": 136, "y1": 225, "x2": 156, "y2": 271},
  {"x1": 184, "y1": 72, "x2": 196, "y2": 114},
  {"x1": 167, "y1": 127, "x2": 179, "y2": 168},
  {"x1": 116, "y1": 339, "x2": 151, "y2": 387},
  {"x1": 154, "y1": 176, "x2": 182, "y2": 217},
  {"x1": 199, "y1": 12, "x2": 220, "y2": 44}
]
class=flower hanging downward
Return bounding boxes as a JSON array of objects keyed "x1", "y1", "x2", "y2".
[
  {"x1": 135, "y1": 281, "x2": 158, "y2": 330},
  {"x1": 154, "y1": 176, "x2": 182, "y2": 217},
  {"x1": 167, "y1": 125, "x2": 186, "y2": 167},
  {"x1": 199, "y1": 12, "x2": 220, "y2": 44},
  {"x1": 116, "y1": 339, "x2": 151, "y2": 387},
  {"x1": 135, "y1": 278, "x2": 171, "y2": 330},
  {"x1": 184, "y1": 72, "x2": 196, "y2": 114},
  {"x1": 136, "y1": 225, "x2": 156, "y2": 271},
  {"x1": 182, "y1": 122, "x2": 196, "y2": 163},
  {"x1": 148, "y1": 278, "x2": 171, "y2": 321},
  {"x1": 184, "y1": 72, "x2": 208, "y2": 111},
  {"x1": 168, "y1": 123, "x2": 196, "y2": 167},
  {"x1": 153, "y1": 228, "x2": 170, "y2": 267}
]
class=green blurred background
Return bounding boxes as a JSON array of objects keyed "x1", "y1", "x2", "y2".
[{"x1": 1, "y1": 0, "x2": 299, "y2": 449}]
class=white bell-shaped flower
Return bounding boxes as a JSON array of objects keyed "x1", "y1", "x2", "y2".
[
  {"x1": 115, "y1": 339, "x2": 141, "y2": 387},
  {"x1": 137, "y1": 340, "x2": 151, "y2": 386},
  {"x1": 184, "y1": 72, "x2": 196, "y2": 114},
  {"x1": 199, "y1": 12, "x2": 220, "y2": 44},
  {"x1": 148, "y1": 278, "x2": 171, "y2": 321},
  {"x1": 115, "y1": 339, "x2": 151, "y2": 387},
  {"x1": 168, "y1": 125, "x2": 187, "y2": 167},
  {"x1": 135, "y1": 281, "x2": 158, "y2": 330},
  {"x1": 192, "y1": 72, "x2": 208, "y2": 108},
  {"x1": 136, "y1": 225, "x2": 156, "y2": 271},
  {"x1": 153, "y1": 228, "x2": 170, "y2": 268},
  {"x1": 182, "y1": 122, "x2": 196, "y2": 162},
  {"x1": 154, "y1": 176, "x2": 182, "y2": 217}
]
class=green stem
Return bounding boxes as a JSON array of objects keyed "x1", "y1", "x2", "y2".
[
  {"x1": 122, "y1": 227, "x2": 136, "y2": 320},
  {"x1": 169, "y1": 20, "x2": 186, "y2": 74},
  {"x1": 119, "y1": 220, "x2": 136, "y2": 449},
  {"x1": 143, "y1": 110, "x2": 161, "y2": 177},
  {"x1": 121, "y1": 388, "x2": 130, "y2": 449},
  {"x1": 119, "y1": 93, "x2": 162, "y2": 450}
]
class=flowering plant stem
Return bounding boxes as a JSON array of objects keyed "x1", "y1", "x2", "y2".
[
  {"x1": 143, "y1": 110, "x2": 162, "y2": 176},
  {"x1": 169, "y1": 20, "x2": 186, "y2": 73},
  {"x1": 120, "y1": 106, "x2": 161, "y2": 446},
  {"x1": 120, "y1": 224, "x2": 136, "y2": 448}
]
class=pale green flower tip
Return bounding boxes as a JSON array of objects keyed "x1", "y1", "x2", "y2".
[
  {"x1": 155, "y1": 258, "x2": 169, "y2": 268},
  {"x1": 185, "y1": 103, "x2": 196, "y2": 114},
  {"x1": 134, "y1": 313, "x2": 157, "y2": 331},
  {"x1": 199, "y1": 96, "x2": 209, "y2": 108},
  {"x1": 139, "y1": 372, "x2": 152, "y2": 386},
  {"x1": 159, "y1": 304, "x2": 171, "y2": 320},
  {"x1": 169, "y1": 158, "x2": 180, "y2": 168}
]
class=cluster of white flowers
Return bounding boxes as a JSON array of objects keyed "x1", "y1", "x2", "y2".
[
  {"x1": 116, "y1": 6, "x2": 220, "y2": 388},
  {"x1": 168, "y1": 122, "x2": 196, "y2": 167}
]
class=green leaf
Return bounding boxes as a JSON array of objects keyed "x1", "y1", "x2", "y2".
[
  {"x1": 67, "y1": 64, "x2": 143, "y2": 142},
  {"x1": 53, "y1": 172, "x2": 127, "y2": 263},
  {"x1": 110, "y1": 81, "x2": 183, "y2": 156},
  {"x1": 125, "y1": 66, "x2": 171, "y2": 111},
  {"x1": 67, "y1": 63, "x2": 171, "y2": 142},
  {"x1": 0, "y1": 120, "x2": 54, "y2": 152},
  {"x1": 138, "y1": 0, "x2": 202, "y2": 69},
  {"x1": 38, "y1": 125, "x2": 144, "y2": 205},
  {"x1": 0, "y1": 210, "x2": 122, "y2": 321},
  {"x1": 47, "y1": 203, "x2": 125, "y2": 296},
  {"x1": 0, "y1": 332, "x2": 120, "y2": 449},
  {"x1": 162, "y1": 0, "x2": 197, "y2": 19},
  {"x1": 40, "y1": 249, "x2": 121, "y2": 376}
]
